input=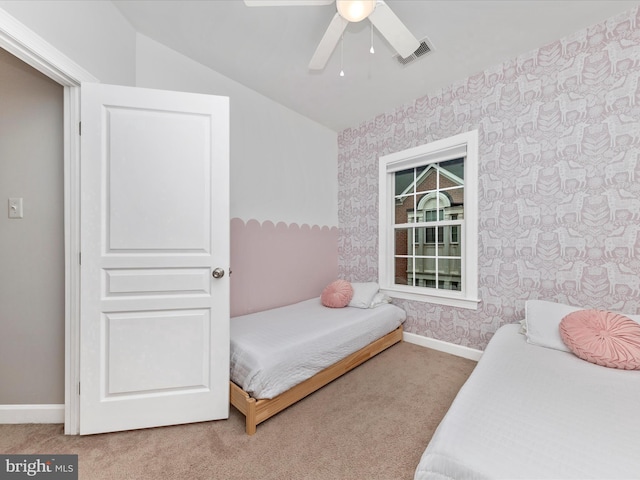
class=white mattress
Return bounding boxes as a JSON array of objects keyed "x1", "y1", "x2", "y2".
[
  {"x1": 230, "y1": 298, "x2": 406, "y2": 399},
  {"x1": 415, "y1": 324, "x2": 640, "y2": 480}
]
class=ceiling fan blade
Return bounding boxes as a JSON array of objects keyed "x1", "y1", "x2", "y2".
[
  {"x1": 368, "y1": 0, "x2": 419, "y2": 58},
  {"x1": 243, "y1": 0, "x2": 334, "y2": 6},
  {"x1": 308, "y1": 12, "x2": 349, "y2": 70}
]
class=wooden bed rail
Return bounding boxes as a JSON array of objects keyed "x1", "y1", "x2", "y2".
[{"x1": 230, "y1": 325, "x2": 403, "y2": 435}]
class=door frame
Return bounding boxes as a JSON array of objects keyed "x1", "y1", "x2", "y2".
[{"x1": 0, "y1": 7, "x2": 98, "y2": 434}]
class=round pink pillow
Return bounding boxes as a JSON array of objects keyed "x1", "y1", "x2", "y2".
[
  {"x1": 321, "y1": 280, "x2": 353, "y2": 308},
  {"x1": 559, "y1": 310, "x2": 640, "y2": 370}
]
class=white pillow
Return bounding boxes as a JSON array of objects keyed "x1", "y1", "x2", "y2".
[
  {"x1": 348, "y1": 282, "x2": 380, "y2": 309},
  {"x1": 525, "y1": 300, "x2": 582, "y2": 352},
  {"x1": 518, "y1": 319, "x2": 527, "y2": 335},
  {"x1": 369, "y1": 291, "x2": 392, "y2": 308}
]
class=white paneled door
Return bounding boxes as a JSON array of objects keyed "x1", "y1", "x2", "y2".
[{"x1": 79, "y1": 83, "x2": 229, "y2": 434}]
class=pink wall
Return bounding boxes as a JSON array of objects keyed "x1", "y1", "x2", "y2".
[
  {"x1": 230, "y1": 218, "x2": 338, "y2": 317},
  {"x1": 338, "y1": 7, "x2": 640, "y2": 350}
]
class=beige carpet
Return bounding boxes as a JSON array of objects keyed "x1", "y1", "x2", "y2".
[{"x1": 0, "y1": 342, "x2": 476, "y2": 480}]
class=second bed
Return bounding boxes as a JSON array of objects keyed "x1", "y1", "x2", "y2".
[{"x1": 414, "y1": 322, "x2": 640, "y2": 479}]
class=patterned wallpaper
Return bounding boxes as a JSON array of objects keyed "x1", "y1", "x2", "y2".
[{"x1": 338, "y1": 7, "x2": 640, "y2": 350}]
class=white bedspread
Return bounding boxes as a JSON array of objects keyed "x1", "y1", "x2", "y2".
[
  {"x1": 230, "y1": 298, "x2": 406, "y2": 399},
  {"x1": 415, "y1": 324, "x2": 640, "y2": 480}
]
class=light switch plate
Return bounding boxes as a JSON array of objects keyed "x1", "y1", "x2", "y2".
[{"x1": 8, "y1": 198, "x2": 23, "y2": 219}]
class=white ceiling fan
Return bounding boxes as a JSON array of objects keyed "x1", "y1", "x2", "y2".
[{"x1": 243, "y1": 0, "x2": 420, "y2": 70}]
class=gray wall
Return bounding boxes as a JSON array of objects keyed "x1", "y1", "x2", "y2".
[{"x1": 0, "y1": 47, "x2": 64, "y2": 404}]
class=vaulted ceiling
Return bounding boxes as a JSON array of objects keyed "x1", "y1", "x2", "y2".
[{"x1": 112, "y1": 0, "x2": 639, "y2": 131}]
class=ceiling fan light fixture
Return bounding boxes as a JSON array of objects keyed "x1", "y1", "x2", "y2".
[{"x1": 336, "y1": 0, "x2": 376, "y2": 22}]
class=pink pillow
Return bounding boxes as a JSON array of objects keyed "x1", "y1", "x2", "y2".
[
  {"x1": 321, "y1": 280, "x2": 353, "y2": 308},
  {"x1": 559, "y1": 310, "x2": 640, "y2": 370}
]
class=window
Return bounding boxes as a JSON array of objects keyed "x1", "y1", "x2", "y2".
[
  {"x1": 424, "y1": 225, "x2": 442, "y2": 245},
  {"x1": 423, "y1": 208, "x2": 444, "y2": 245},
  {"x1": 450, "y1": 214, "x2": 459, "y2": 244},
  {"x1": 378, "y1": 130, "x2": 479, "y2": 309}
]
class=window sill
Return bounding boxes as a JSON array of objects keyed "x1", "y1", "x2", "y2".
[{"x1": 381, "y1": 288, "x2": 480, "y2": 310}]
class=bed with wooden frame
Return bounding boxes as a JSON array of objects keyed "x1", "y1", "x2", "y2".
[{"x1": 228, "y1": 297, "x2": 406, "y2": 435}]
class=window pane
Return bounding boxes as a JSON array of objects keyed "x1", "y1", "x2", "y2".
[
  {"x1": 395, "y1": 228, "x2": 410, "y2": 256},
  {"x1": 406, "y1": 258, "x2": 437, "y2": 288},
  {"x1": 424, "y1": 257, "x2": 436, "y2": 274},
  {"x1": 423, "y1": 257, "x2": 436, "y2": 288},
  {"x1": 416, "y1": 165, "x2": 427, "y2": 182},
  {"x1": 444, "y1": 186, "x2": 464, "y2": 218},
  {"x1": 442, "y1": 225, "x2": 462, "y2": 256},
  {"x1": 416, "y1": 191, "x2": 434, "y2": 213},
  {"x1": 394, "y1": 257, "x2": 409, "y2": 286},
  {"x1": 440, "y1": 258, "x2": 462, "y2": 291},
  {"x1": 395, "y1": 197, "x2": 413, "y2": 225},
  {"x1": 414, "y1": 164, "x2": 432, "y2": 194},
  {"x1": 404, "y1": 208, "x2": 420, "y2": 225},
  {"x1": 395, "y1": 168, "x2": 415, "y2": 196},
  {"x1": 412, "y1": 254, "x2": 424, "y2": 275},
  {"x1": 440, "y1": 157, "x2": 464, "y2": 182}
]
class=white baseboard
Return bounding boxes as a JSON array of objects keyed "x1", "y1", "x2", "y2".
[
  {"x1": 0, "y1": 404, "x2": 64, "y2": 424},
  {"x1": 403, "y1": 331, "x2": 483, "y2": 361}
]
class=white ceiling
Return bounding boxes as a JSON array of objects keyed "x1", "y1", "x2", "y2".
[{"x1": 112, "y1": 0, "x2": 639, "y2": 132}]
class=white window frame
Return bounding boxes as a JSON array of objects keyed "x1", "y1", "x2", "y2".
[{"x1": 378, "y1": 130, "x2": 480, "y2": 310}]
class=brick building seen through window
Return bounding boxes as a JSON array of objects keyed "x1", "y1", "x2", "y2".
[{"x1": 394, "y1": 159, "x2": 464, "y2": 291}]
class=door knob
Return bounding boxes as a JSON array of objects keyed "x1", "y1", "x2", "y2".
[{"x1": 212, "y1": 268, "x2": 225, "y2": 279}]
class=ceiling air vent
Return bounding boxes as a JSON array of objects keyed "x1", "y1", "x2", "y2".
[{"x1": 395, "y1": 38, "x2": 432, "y2": 66}]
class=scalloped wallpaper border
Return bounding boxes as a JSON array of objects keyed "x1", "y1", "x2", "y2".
[{"x1": 230, "y1": 218, "x2": 338, "y2": 317}]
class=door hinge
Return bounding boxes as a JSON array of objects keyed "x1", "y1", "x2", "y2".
[
  {"x1": 79, "y1": 252, "x2": 81, "y2": 265},
  {"x1": 78, "y1": 383, "x2": 81, "y2": 395},
  {"x1": 79, "y1": 122, "x2": 81, "y2": 136}
]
